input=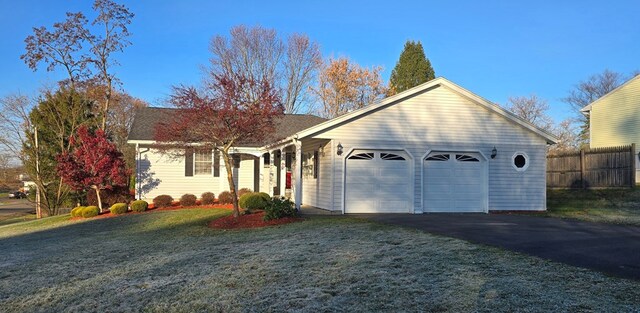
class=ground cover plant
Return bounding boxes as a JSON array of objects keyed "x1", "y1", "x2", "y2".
[
  {"x1": 0, "y1": 208, "x2": 639, "y2": 312},
  {"x1": 545, "y1": 188, "x2": 640, "y2": 225}
]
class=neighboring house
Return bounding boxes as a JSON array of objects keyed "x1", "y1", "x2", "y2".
[
  {"x1": 128, "y1": 77, "x2": 556, "y2": 213},
  {"x1": 581, "y1": 75, "x2": 640, "y2": 182}
]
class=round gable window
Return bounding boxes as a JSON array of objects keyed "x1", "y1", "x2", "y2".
[{"x1": 512, "y1": 152, "x2": 529, "y2": 171}]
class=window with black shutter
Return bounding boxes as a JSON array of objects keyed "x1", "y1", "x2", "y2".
[
  {"x1": 213, "y1": 150, "x2": 220, "y2": 177},
  {"x1": 313, "y1": 151, "x2": 319, "y2": 179},
  {"x1": 184, "y1": 148, "x2": 194, "y2": 177}
]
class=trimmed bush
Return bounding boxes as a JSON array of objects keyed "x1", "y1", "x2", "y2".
[
  {"x1": 180, "y1": 194, "x2": 197, "y2": 206},
  {"x1": 81, "y1": 206, "x2": 100, "y2": 218},
  {"x1": 257, "y1": 192, "x2": 271, "y2": 202},
  {"x1": 264, "y1": 197, "x2": 297, "y2": 221},
  {"x1": 153, "y1": 195, "x2": 174, "y2": 208},
  {"x1": 218, "y1": 191, "x2": 234, "y2": 204},
  {"x1": 239, "y1": 192, "x2": 268, "y2": 213},
  {"x1": 109, "y1": 203, "x2": 128, "y2": 215},
  {"x1": 130, "y1": 200, "x2": 148, "y2": 212},
  {"x1": 237, "y1": 188, "x2": 252, "y2": 197},
  {"x1": 201, "y1": 192, "x2": 216, "y2": 205},
  {"x1": 71, "y1": 206, "x2": 85, "y2": 217}
]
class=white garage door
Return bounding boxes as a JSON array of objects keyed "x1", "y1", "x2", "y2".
[
  {"x1": 423, "y1": 152, "x2": 486, "y2": 212},
  {"x1": 345, "y1": 150, "x2": 412, "y2": 213}
]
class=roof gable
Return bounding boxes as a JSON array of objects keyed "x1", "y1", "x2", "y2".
[
  {"x1": 294, "y1": 77, "x2": 557, "y2": 144},
  {"x1": 581, "y1": 75, "x2": 640, "y2": 113}
]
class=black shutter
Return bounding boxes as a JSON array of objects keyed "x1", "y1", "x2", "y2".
[
  {"x1": 185, "y1": 148, "x2": 194, "y2": 177},
  {"x1": 233, "y1": 155, "x2": 241, "y2": 168},
  {"x1": 213, "y1": 150, "x2": 220, "y2": 177},
  {"x1": 313, "y1": 151, "x2": 319, "y2": 179}
]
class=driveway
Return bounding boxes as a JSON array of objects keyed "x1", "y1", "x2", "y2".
[
  {"x1": 357, "y1": 213, "x2": 640, "y2": 280},
  {"x1": 0, "y1": 198, "x2": 35, "y2": 218}
]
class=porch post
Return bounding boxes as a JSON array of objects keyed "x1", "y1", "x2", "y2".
[
  {"x1": 258, "y1": 153, "x2": 265, "y2": 193},
  {"x1": 294, "y1": 140, "x2": 302, "y2": 211}
]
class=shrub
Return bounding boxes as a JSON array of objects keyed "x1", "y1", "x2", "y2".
[
  {"x1": 109, "y1": 203, "x2": 128, "y2": 215},
  {"x1": 71, "y1": 206, "x2": 85, "y2": 217},
  {"x1": 86, "y1": 185, "x2": 133, "y2": 208},
  {"x1": 180, "y1": 193, "x2": 197, "y2": 206},
  {"x1": 81, "y1": 206, "x2": 100, "y2": 218},
  {"x1": 237, "y1": 188, "x2": 252, "y2": 197},
  {"x1": 218, "y1": 191, "x2": 234, "y2": 204},
  {"x1": 130, "y1": 200, "x2": 148, "y2": 212},
  {"x1": 257, "y1": 192, "x2": 271, "y2": 202},
  {"x1": 264, "y1": 197, "x2": 297, "y2": 221},
  {"x1": 201, "y1": 192, "x2": 216, "y2": 205},
  {"x1": 153, "y1": 195, "x2": 174, "y2": 208},
  {"x1": 239, "y1": 192, "x2": 269, "y2": 213}
]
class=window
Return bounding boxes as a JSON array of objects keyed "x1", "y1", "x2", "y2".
[
  {"x1": 381, "y1": 153, "x2": 405, "y2": 161},
  {"x1": 512, "y1": 152, "x2": 529, "y2": 171},
  {"x1": 425, "y1": 154, "x2": 450, "y2": 161},
  {"x1": 456, "y1": 154, "x2": 480, "y2": 162},
  {"x1": 348, "y1": 152, "x2": 374, "y2": 160},
  {"x1": 263, "y1": 152, "x2": 270, "y2": 167},
  {"x1": 313, "y1": 151, "x2": 319, "y2": 178},
  {"x1": 194, "y1": 150, "x2": 212, "y2": 175}
]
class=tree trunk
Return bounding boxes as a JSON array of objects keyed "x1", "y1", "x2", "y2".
[
  {"x1": 221, "y1": 148, "x2": 240, "y2": 218},
  {"x1": 93, "y1": 186, "x2": 103, "y2": 212}
]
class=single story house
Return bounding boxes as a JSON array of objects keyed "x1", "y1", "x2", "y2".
[
  {"x1": 581, "y1": 74, "x2": 640, "y2": 182},
  {"x1": 128, "y1": 77, "x2": 557, "y2": 213}
]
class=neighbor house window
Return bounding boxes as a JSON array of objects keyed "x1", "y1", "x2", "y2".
[
  {"x1": 195, "y1": 150, "x2": 212, "y2": 175},
  {"x1": 512, "y1": 152, "x2": 529, "y2": 171},
  {"x1": 263, "y1": 152, "x2": 270, "y2": 167},
  {"x1": 233, "y1": 154, "x2": 241, "y2": 168}
]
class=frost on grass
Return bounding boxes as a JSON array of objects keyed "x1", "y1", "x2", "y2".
[{"x1": 0, "y1": 211, "x2": 639, "y2": 312}]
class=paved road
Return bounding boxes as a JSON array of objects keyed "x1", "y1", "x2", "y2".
[
  {"x1": 0, "y1": 198, "x2": 35, "y2": 217},
  {"x1": 357, "y1": 213, "x2": 640, "y2": 280}
]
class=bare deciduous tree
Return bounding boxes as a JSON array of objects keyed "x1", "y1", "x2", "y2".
[
  {"x1": 0, "y1": 94, "x2": 33, "y2": 162},
  {"x1": 21, "y1": 12, "x2": 91, "y2": 88},
  {"x1": 282, "y1": 34, "x2": 322, "y2": 113},
  {"x1": 548, "y1": 118, "x2": 580, "y2": 154},
  {"x1": 506, "y1": 94, "x2": 554, "y2": 131},
  {"x1": 88, "y1": 0, "x2": 134, "y2": 130},
  {"x1": 209, "y1": 25, "x2": 321, "y2": 114}
]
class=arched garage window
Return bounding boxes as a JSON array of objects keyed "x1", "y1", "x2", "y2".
[{"x1": 512, "y1": 152, "x2": 529, "y2": 171}]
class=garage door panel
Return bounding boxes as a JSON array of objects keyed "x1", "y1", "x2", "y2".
[
  {"x1": 424, "y1": 151, "x2": 486, "y2": 213},
  {"x1": 345, "y1": 150, "x2": 411, "y2": 213}
]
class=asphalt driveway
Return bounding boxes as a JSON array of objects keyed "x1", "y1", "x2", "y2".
[{"x1": 357, "y1": 213, "x2": 640, "y2": 280}]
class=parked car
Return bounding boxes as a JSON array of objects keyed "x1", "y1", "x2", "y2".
[{"x1": 8, "y1": 191, "x2": 27, "y2": 199}]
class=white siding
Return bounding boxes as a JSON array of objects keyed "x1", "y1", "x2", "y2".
[
  {"x1": 318, "y1": 86, "x2": 541, "y2": 145},
  {"x1": 136, "y1": 148, "x2": 257, "y2": 201},
  {"x1": 306, "y1": 85, "x2": 548, "y2": 212},
  {"x1": 301, "y1": 139, "x2": 332, "y2": 209}
]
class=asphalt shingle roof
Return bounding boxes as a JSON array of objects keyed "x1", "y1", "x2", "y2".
[{"x1": 128, "y1": 107, "x2": 326, "y2": 147}]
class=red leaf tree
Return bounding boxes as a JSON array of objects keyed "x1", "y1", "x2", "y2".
[
  {"x1": 56, "y1": 126, "x2": 130, "y2": 212},
  {"x1": 155, "y1": 73, "x2": 283, "y2": 218}
]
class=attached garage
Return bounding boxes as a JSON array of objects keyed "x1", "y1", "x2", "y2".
[
  {"x1": 423, "y1": 151, "x2": 487, "y2": 212},
  {"x1": 344, "y1": 149, "x2": 412, "y2": 213}
]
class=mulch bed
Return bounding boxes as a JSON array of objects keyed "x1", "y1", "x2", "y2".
[
  {"x1": 208, "y1": 211, "x2": 303, "y2": 230},
  {"x1": 70, "y1": 203, "x2": 235, "y2": 220}
]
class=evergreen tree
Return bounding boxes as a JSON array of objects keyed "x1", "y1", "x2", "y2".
[
  {"x1": 389, "y1": 41, "x2": 435, "y2": 95},
  {"x1": 22, "y1": 87, "x2": 96, "y2": 215}
]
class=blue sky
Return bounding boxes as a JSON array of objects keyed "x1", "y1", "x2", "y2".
[{"x1": 1, "y1": 0, "x2": 638, "y2": 123}]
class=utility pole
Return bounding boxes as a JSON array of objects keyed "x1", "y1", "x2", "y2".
[{"x1": 35, "y1": 126, "x2": 41, "y2": 219}]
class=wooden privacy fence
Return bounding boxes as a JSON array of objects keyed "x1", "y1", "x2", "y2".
[{"x1": 547, "y1": 144, "x2": 636, "y2": 188}]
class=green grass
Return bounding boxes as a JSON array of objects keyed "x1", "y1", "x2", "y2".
[
  {"x1": 546, "y1": 188, "x2": 640, "y2": 225},
  {"x1": 0, "y1": 208, "x2": 639, "y2": 312},
  {"x1": 0, "y1": 213, "x2": 37, "y2": 227}
]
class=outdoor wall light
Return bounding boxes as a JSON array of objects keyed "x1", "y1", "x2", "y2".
[
  {"x1": 337, "y1": 143, "x2": 344, "y2": 156},
  {"x1": 491, "y1": 146, "x2": 498, "y2": 159}
]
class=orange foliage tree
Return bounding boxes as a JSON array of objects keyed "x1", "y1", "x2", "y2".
[{"x1": 312, "y1": 57, "x2": 387, "y2": 118}]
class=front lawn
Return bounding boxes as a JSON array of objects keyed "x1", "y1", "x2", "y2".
[
  {"x1": 546, "y1": 188, "x2": 640, "y2": 225},
  {"x1": 0, "y1": 208, "x2": 639, "y2": 312}
]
